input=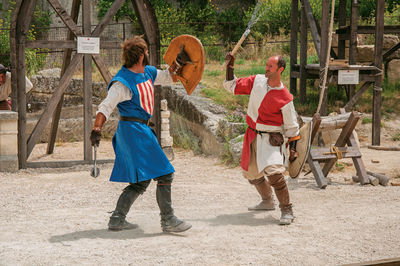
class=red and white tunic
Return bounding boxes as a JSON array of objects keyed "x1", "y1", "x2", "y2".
[{"x1": 224, "y1": 74, "x2": 299, "y2": 172}]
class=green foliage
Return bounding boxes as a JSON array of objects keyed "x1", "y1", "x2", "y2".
[
  {"x1": 0, "y1": 2, "x2": 50, "y2": 75},
  {"x1": 393, "y1": 133, "x2": 400, "y2": 141}
]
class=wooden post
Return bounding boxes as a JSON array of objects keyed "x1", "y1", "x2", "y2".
[
  {"x1": 83, "y1": 0, "x2": 92, "y2": 162},
  {"x1": 299, "y1": 3, "x2": 308, "y2": 103},
  {"x1": 301, "y1": 0, "x2": 321, "y2": 59},
  {"x1": 290, "y1": 0, "x2": 299, "y2": 96},
  {"x1": 372, "y1": 0, "x2": 384, "y2": 146},
  {"x1": 47, "y1": 0, "x2": 81, "y2": 154},
  {"x1": 15, "y1": 0, "x2": 37, "y2": 169},
  {"x1": 319, "y1": 0, "x2": 330, "y2": 115},
  {"x1": 348, "y1": 0, "x2": 358, "y2": 100},
  {"x1": 337, "y1": 0, "x2": 347, "y2": 59}
]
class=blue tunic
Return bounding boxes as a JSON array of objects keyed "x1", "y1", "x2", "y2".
[{"x1": 108, "y1": 65, "x2": 175, "y2": 183}]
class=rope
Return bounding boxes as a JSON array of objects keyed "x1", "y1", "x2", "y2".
[{"x1": 316, "y1": 0, "x2": 336, "y2": 114}]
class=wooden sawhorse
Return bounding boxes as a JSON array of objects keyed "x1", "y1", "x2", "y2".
[{"x1": 307, "y1": 109, "x2": 369, "y2": 189}]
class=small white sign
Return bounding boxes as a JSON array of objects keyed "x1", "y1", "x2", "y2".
[
  {"x1": 338, "y1": 69, "x2": 359, "y2": 84},
  {"x1": 77, "y1": 37, "x2": 100, "y2": 54}
]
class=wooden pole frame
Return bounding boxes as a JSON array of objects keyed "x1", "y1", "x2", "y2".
[{"x1": 10, "y1": 0, "x2": 161, "y2": 168}]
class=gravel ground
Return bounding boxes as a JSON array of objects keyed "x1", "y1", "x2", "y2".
[{"x1": 1, "y1": 140, "x2": 400, "y2": 265}]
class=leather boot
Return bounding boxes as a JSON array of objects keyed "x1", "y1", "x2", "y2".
[
  {"x1": 267, "y1": 173, "x2": 294, "y2": 225},
  {"x1": 156, "y1": 176, "x2": 191, "y2": 233},
  {"x1": 248, "y1": 177, "x2": 275, "y2": 211},
  {"x1": 108, "y1": 182, "x2": 149, "y2": 231}
]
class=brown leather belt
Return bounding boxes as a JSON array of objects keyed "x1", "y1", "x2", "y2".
[
  {"x1": 120, "y1": 116, "x2": 155, "y2": 127},
  {"x1": 248, "y1": 126, "x2": 269, "y2": 135}
]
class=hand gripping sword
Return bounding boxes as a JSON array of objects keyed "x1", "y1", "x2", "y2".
[{"x1": 222, "y1": 0, "x2": 265, "y2": 68}]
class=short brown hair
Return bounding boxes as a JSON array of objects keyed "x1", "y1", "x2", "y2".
[
  {"x1": 121, "y1": 36, "x2": 148, "y2": 68},
  {"x1": 277, "y1": 56, "x2": 286, "y2": 72}
]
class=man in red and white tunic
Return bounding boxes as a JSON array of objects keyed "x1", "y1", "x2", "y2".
[{"x1": 223, "y1": 54, "x2": 300, "y2": 225}]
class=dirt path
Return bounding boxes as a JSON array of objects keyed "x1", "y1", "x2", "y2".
[{"x1": 1, "y1": 141, "x2": 400, "y2": 265}]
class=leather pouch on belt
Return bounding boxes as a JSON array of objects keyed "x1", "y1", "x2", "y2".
[{"x1": 269, "y1": 132, "x2": 284, "y2": 146}]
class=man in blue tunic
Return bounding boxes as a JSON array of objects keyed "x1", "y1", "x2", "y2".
[{"x1": 90, "y1": 36, "x2": 191, "y2": 233}]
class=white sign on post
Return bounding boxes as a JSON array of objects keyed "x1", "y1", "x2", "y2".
[
  {"x1": 77, "y1": 37, "x2": 100, "y2": 54},
  {"x1": 338, "y1": 70, "x2": 359, "y2": 84}
]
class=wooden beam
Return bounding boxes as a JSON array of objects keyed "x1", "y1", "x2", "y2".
[
  {"x1": 337, "y1": 0, "x2": 347, "y2": 59},
  {"x1": 92, "y1": 0, "x2": 127, "y2": 37},
  {"x1": 47, "y1": 0, "x2": 82, "y2": 36},
  {"x1": 318, "y1": 0, "x2": 330, "y2": 115},
  {"x1": 47, "y1": 0, "x2": 81, "y2": 155},
  {"x1": 25, "y1": 40, "x2": 122, "y2": 49},
  {"x1": 9, "y1": 0, "x2": 23, "y2": 112},
  {"x1": 372, "y1": 0, "x2": 384, "y2": 146},
  {"x1": 27, "y1": 159, "x2": 114, "y2": 168},
  {"x1": 344, "y1": 81, "x2": 372, "y2": 111},
  {"x1": 301, "y1": 0, "x2": 321, "y2": 59},
  {"x1": 83, "y1": 0, "x2": 92, "y2": 161},
  {"x1": 92, "y1": 54, "x2": 113, "y2": 84},
  {"x1": 27, "y1": 53, "x2": 84, "y2": 157},
  {"x1": 290, "y1": 0, "x2": 299, "y2": 95},
  {"x1": 322, "y1": 111, "x2": 360, "y2": 176},
  {"x1": 383, "y1": 41, "x2": 400, "y2": 60},
  {"x1": 299, "y1": 3, "x2": 307, "y2": 103},
  {"x1": 131, "y1": 0, "x2": 161, "y2": 66},
  {"x1": 16, "y1": 0, "x2": 37, "y2": 169},
  {"x1": 310, "y1": 146, "x2": 361, "y2": 160}
]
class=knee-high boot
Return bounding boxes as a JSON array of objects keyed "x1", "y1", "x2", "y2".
[
  {"x1": 108, "y1": 181, "x2": 150, "y2": 231},
  {"x1": 156, "y1": 174, "x2": 192, "y2": 233},
  {"x1": 267, "y1": 173, "x2": 294, "y2": 225},
  {"x1": 248, "y1": 177, "x2": 275, "y2": 211}
]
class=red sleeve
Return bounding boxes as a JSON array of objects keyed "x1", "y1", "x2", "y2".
[{"x1": 234, "y1": 75, "x2": 256, "y2": 95}]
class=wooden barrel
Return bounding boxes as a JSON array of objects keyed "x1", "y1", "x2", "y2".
[{"x1": 0, "y1": 111, "x2": 18, "y2": 172}]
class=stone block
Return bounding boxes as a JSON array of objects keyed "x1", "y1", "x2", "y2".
[
  {"x1": 161, "y1": 131, "x2": 170, "y2": 139},
  {"x1": 387, "y1": 59, "x2": 400, "y2": 85},
  {"x1": 160, "y1": 99, "x2": 168, "y2": 111},
  {"x1": 0, "y1": 111, "x2": 18, "y2": 172},
  {"x1": 161, "y1": 110, "x2": 170, "y2": 118},
  {"x1": 161, "y1": 136, "x2": 173, "y2": 147},
  {"x1": 357, "y1": 45, "x2": 374, "y2": 62},
  {"x1": 161, "y1": 123, "x2": 170, "y2": 131}
]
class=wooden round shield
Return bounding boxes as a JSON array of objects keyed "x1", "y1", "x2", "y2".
[
  {"x1": 163, "y1": 35, "x2": 205, "y2": 95},
  {"x1": 289, "y1": 121, "x2": 313, "y2": 178}
]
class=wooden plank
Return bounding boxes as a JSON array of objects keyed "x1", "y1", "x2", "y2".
[
  {"x1": 383, "y1": 41, "x2": 400, "y2": 60},
  {"x1": 16, "y1": 0, "x2": 37, "y2": 169},
  {"x1": 339, "y1": 108, "x2": 369, "y2": 185},
  {"x1": 92, "y1": 0, "x2": 126, "y2": 37},
  {"x1": 368, "y1": 145, "x2": 400, "y2": 151},
  {"x1": 26, "y1": 40, "x2": 122, "y2": 49},
  {"x1": 27, "y1": 159, "x2": 114, "y2": 168},
  {"x1": 131, "y1": 0, "x2": 161, "y2": 66},
  {"x1": 299, "y1": 4, "x2": 307, "y2": 103},
  {"x1": 9, "y1": 0, "x2": 23, "y2": 112},
  {"x1": 337, "y1": 0, "x2": 347, "y2": 59},
  {"x1": 27, "y1": 53, "x2": 84, "y2": 157},
  {"x1": 83, "y1": 0, "x2": 92, "y2": 161},
  {"x1": 301, "y1": 0, "x2": 321, "y2": 59},
  {"x1": 349, "y1": 0, "x2": 358, "y2": 65},
  {"x1": 336, "y1": 25, "x2": 400, "y2": 34},
  {"x1": 318, "y1": 0, "x2": 330, "y2": 115},
  {"x1": 47, "y1": 0, "x2": 82, "y2": 36},
  {"x1": 309, "y1": 146, "x2": 361, "y2": 160},
  {"x1": 47, "y1": 0, "x2": 81, "y2": 155},
  {"x1": 92, "y1": 54, "x2": 112, "y2": 84},
  {"x1": 307, "y1": 156, "x2": 328, "y2": 189},
  {"x1": 344, "y1": 81, "x2": 372, "y2": 111},
  {"x1": 322, "y1": 111, "x2": 360, "y2": 176},
  {"x1": 372, "y1": 0, "x2": 384, "y2": 146},
  {"x1": 302, "y1": 112, "x2": 360, "y2": 131},
  {"x1": 289, "y1": 0, "x2": 299, "y2": 95},
  {"x1": 342, "y1": 257, "x2": 400, "y2": 266},
  {"x1": 310, "y1": 113, "x2": 321, "y2": 142}
]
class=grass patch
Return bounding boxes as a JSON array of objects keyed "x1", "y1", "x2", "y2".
[{"x1": 393, "y1": 133, "x2": 400, "y2": 141}]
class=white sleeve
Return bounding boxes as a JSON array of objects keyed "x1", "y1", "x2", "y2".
[
  {"x1": 25, "y1": 76, "x2": 33, "y2": 93},
  {"x1": 154, "y1": 69, "x2": 174, "y2": 85},
  {"x1": 223, "y1": 76, "x2": 237, "y2": 94},
  {"x1": 281, "y1": 101, "x2": 300, "y2": 138},
  {"x1": 97, "y1": 81, "x2": 132, "y2": 119}
]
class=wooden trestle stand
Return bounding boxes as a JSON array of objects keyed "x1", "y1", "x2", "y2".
[{"x1": 307, "y1": 109, "x2": 369, "y2": 189}]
